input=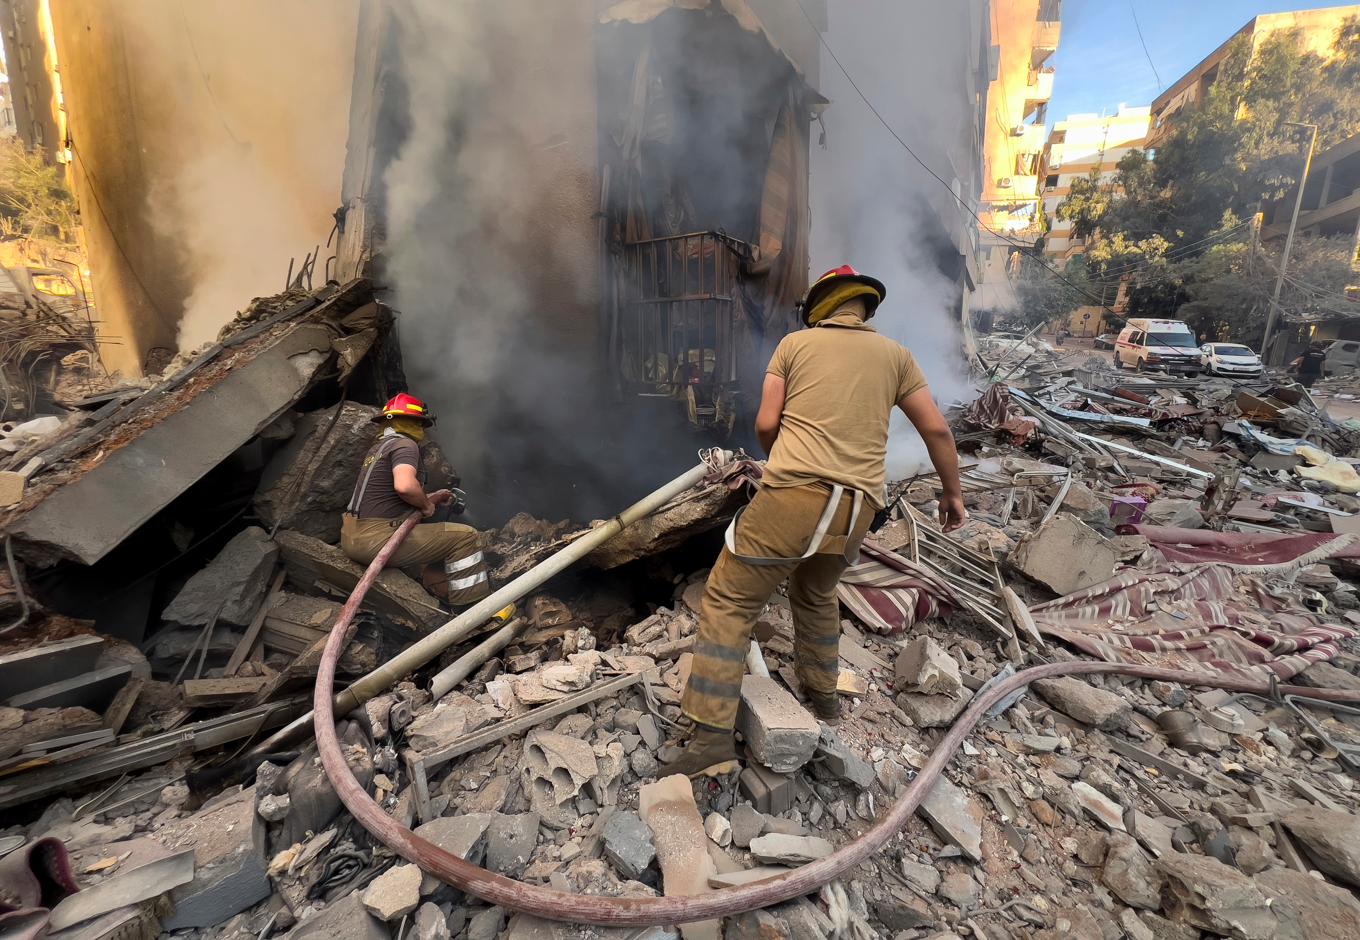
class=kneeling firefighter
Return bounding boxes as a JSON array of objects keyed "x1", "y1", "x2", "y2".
[
  {"x1": 662, "y1": 265, "x2": 967, "y2": 778},
  {"x1": 340, "y1": 393, "x2": 491, "y2": 607}
]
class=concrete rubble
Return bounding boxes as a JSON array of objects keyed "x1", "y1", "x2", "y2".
[{"x1": 8, "y1": 327, "x2": 1360, "y2": 939}]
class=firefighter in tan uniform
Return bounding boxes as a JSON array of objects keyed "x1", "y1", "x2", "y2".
[
  {"x1": 663, "y1": 266, "x2": 967, "y2": 777},
  {"x1": 340, "y1": 393, "x2": 491, "y2": 608}
]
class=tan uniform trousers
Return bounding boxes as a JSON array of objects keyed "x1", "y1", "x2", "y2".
[
  {"x1": 340, "y1": 515, "x2": 491, "y2": 606},
  {"x1": 681, "y1": 482, "x2": 873, "y2": 731}
]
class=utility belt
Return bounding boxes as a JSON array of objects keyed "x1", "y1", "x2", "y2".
[{"x1": 723, "y1": 483, "x2": 864, "y2": 566}]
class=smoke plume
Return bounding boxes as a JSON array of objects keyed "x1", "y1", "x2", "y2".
[
  {"x1": 811, "y1": 0, "x2": 980, "y2": 479},
  {"x1": 111, "y1": 1, "x2": 357, "y2": 351}
]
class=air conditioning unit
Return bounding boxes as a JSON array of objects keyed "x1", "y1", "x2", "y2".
[
  {"x1": 996, "y1": 177, "x2": 1014, "y2": 189},
  {"x1": 1011, "y1": 124, "x2": 1026, "y2": 137}
]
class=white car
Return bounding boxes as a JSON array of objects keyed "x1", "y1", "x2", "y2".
[{"x1": 1200, "y1": 343, "x2": 1263, "y2": 377}]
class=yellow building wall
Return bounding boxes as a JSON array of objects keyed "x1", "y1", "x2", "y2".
[{"x1": 50, "y1": 0, "x2": 359, "y2": 376}]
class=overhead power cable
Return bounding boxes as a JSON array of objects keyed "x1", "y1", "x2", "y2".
[{"x1": 1128, "y1": 0, "x2": 1163, "y2": 90}]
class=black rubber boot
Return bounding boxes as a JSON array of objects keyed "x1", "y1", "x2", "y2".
[
  {"x1": 658, "y1": 727, "x2": 741, "y2": 779},
  {"x1": 805, "y1": 689, "x2": 842, "y2": 725}
]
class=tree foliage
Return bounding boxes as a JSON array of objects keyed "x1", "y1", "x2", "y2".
[
  {"x1": 1048, "y1": 17, "x2": 1360, "y2": 343},
  {"x1": 0, "y1": 139, "x2": 78, "y2": 243},
  {"x1": 1012, "y1": 253, "x2": 1090, "y2": 329}
]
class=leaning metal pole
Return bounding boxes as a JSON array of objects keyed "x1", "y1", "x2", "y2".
[
  {"x1": 1261, "y1": 122, "x2": 1318, "y2": 362},
  {"x1": 247, "y1": 459, "x2": 716, "y2": 757}
]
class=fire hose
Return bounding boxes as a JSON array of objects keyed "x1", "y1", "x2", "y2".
[{"x1": 314, "y1": 507, "x2": 1360, "y2": 926}]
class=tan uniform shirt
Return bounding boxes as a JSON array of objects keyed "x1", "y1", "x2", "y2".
[{"x1": 763, "y1": 310, "x2": 927, "y2": 509}]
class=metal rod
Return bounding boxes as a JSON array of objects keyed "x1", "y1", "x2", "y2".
[
  {"x1": 429, "y1": 617, "x2": 526, "y2": 699},
  {"x1": 1262, "y1": 122, "x2": 1318, "y2": 361}
]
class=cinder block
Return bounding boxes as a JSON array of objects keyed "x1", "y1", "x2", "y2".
[
  {"x1": 736, "y1": 676, "x2": 819, "y2": 773},
  {"x1": 739, "y1": 763, "x2": 795, "y2": 815}
]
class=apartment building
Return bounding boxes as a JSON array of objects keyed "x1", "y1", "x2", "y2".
[
  {"x1": 975, "y1": 0, "x2": 1061, "y2": 312},
  {"x1": 1039, "y1": 105, "x2": 1151, "y2": 259},
  {"x1": 1149, "y1": 5, "x2": 1360, "y2": 148}
]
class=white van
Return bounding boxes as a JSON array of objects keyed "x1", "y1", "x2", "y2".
[{"x1": 1113, "y1": 319, "x2": 1200, "y2": 375}]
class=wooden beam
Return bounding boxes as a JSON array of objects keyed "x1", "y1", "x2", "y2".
[
  {"x1": 182, "y1": 677, "x2": 269, "y2": 708},
  {"x1": 225, "y1": 570, "x2": 286, "y2": 677}
]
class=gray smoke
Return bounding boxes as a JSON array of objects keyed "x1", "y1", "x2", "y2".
[{"x1": 810, "y1": 0, "x2": 980, "y2": 479}]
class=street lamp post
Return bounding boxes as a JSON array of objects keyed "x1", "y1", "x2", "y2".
[{"x1": 1261, "y1": 122, "x2": 1318, "y2": 363}]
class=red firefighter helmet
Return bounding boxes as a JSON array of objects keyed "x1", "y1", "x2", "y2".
[
  {"x1": 373, "y1": 392, "x2": 436, "y2": 425},
  {"x1": 799, "y1": 264, "x2": 887, "y2": 326}
]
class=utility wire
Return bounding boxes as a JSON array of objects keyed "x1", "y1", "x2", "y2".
[
  {"x1": 793, "y1": 0, "x2": 1123, "y2": 319},
  {"x1": 1128, "y1": 1, "x2": 1163, "y2": 90}
]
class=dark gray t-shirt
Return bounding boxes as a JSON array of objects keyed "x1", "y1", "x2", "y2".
[{"x1": 350, "y1": 435, "x2": 421, "y2": 519}]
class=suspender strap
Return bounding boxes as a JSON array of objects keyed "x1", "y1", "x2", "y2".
[
  {"x1": 723, "y1": 485, "x2": 863, "y2": 567},
  {"x1": 346, "y1": 437, "x2": 403, "y2": 516}
]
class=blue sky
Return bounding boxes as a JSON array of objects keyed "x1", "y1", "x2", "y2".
[{"x1": 1046, "y1": 0, "x2": 1356, "y2": 122}]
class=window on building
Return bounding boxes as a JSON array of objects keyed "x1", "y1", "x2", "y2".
[
  {"x1": 1016, "y1": 153, "x2": 1038, "y2": 176},
  {"x1": 1044, "y1": 174, "x2": 1059, "y2": 188}
]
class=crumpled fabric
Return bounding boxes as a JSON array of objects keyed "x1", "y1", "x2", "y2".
[
  {"x1": 0, "y1": 836, "x2": 80, "y2": 940},
  {"x1": 835, "y1": 540, "x2": 956, "y2": 636},
  {"x1": 1031, "y1": 563, "x2": 1355, "y2": 681},
  {"x1": 1130, "y1": 525, "x2": 1360, "y2": 565}
]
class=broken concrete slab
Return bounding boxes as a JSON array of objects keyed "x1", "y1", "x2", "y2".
[
  {"x1": 47, "y1": 848, "x2": 195, "y2": 931},
  {"x1": 7, "y1": 663, "x2": 131, "y2": 711},
  {"x1": 603, "y1": 809, "x2": 656, "y2": 880},
  {"x1": 1102, "y1": 833, "x2": 1161, "y2": 910},
  {"x1": 162, "y1": 526, "x2": 279, "y2": 628},
  {"x1": 406, "y1": 693, "x2": 495, "y2": 751},
  {"x1": 485, "y1": 812, "x2": 540, "y2": 879},
  {"x1": 917, "y1": 775, "x2": 984, "y2": 862},
  {"x1": 1032, "y1": 676, "x2": 1132, "y2": 730},
  {"x1": 1155, "y1": 851, "x2": 1278, "y2": 939},
  {"x1": 729, "y1": 802, "x2": 764, "y2": 849},
  {"x1": 1009, "y1": 513, "x2": 1117, "y2": 596},
  {"x1": 812, "y1": 727, "x2": 874, "y2": 789},
  {"x1": 0, "y1": 635, "x2": 104, "y2": 700},
  {"x1": 283, "y1": 890, "x2": 388, "y2": 940},
  {"x1": 1258, "y1": 866, "x2": 1360, "y2": 940},
  {"x1": 639, "y1": 774, "x2": 719, "y2": 940},
  {"x1": 748, "y1": 833, "x2": 832, "y2": 865},
  {"x1": 361, "y1": 863, "x2": 422, "y2": 921},
  {"x1": 894, "y1": 636, "x2": 962, "y2": 694},
  {"x1": 1072, "y1": 781, "x2": 1127, "y2": 832},
  {"x1": 413, "y1": 813, "x2": 493, "y2": 866},
  {"x1": 254, "y1": 402, "x2": 380, "y2": 543},
  {"x1": 1282, "y1": 804, "x2": 1360, "y2": 888},
  {"x1": 9, "y1": 322, "x2": 335, "y2": 565},
  {"x1": 736, "y1": 676, "x2": 820, "y2": 773},
  {"x1": 275, "y1": 528, "x2": 443, "y2": 627},
  {"x1": 895, "y1": 686, "x2": 972, "y2": 729},
  {"x1": 157, "y1": 785, "x2": 271, "y2": 930}
]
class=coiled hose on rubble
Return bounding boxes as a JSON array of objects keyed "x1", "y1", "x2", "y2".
[{"x1": 314, "y1": 512, "x2": 1360, "y2": 927}]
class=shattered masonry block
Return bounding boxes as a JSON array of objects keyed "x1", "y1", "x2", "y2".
[
  {"x1": 736, "y1": 675, "x2": 820, "y2": 773},
  {"x1": 1009, "y1": 513, "x2": 1117, "y2": 597},
  {"x1": 739, "y1": 763, "x2": 796, "y2": 816},
  {"x1": 162, "y1": 526, "x2": 279, "y2": 628},
  {"x1": 813, "y1": 727, "x2": 874, "y2": 790},
  {"x1": 485, "y1": 813, "x2": 540, "y2": 879},
  {"x1": 748, "y1": 833, "x2": 833, "y2": 865},
  {"x1": 893, "y1": 636, "x2": 962, "y2": 695},
  {"x1": 159, "y1": 787, "x2": 271, "y2": 930},
  {"x1": 602, "y1": 810, "x2": 656, "y2": 881},
  {"x1": 283, "y1": 891, "x2": 388, "y2": 940}
]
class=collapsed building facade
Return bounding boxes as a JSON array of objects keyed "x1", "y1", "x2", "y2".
[{"x1": 333, "y1": 0, "x2": 826, "y2": 520}]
